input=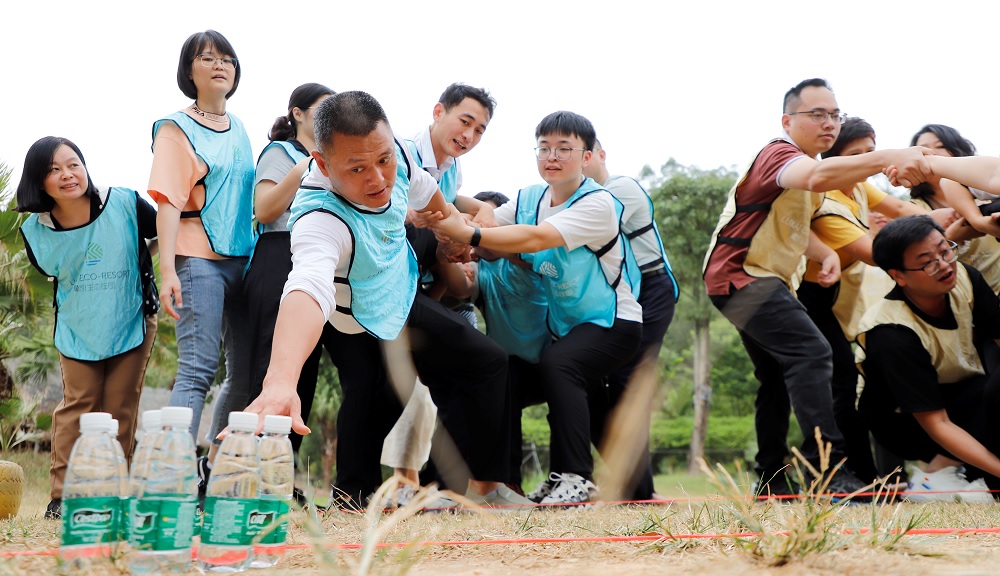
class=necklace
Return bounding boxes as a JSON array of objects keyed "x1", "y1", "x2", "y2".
[{"x1": 190, "y1": 102, "x2": 228, "y2": 124}]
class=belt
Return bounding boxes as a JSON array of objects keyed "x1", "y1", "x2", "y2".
[{"x1": 642, "y1": 268, "x2": 667, "y2": 279}]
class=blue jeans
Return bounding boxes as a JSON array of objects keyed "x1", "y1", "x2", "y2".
[{"x1": 167, "y1": 256, "x2": 249, "y2": 444}]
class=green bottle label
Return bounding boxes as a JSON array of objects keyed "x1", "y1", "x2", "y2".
[
  {"x1": 128, "y1": 494, "x2": 197, "y2": 551},
  {"x1": 254, "y1": 497, "x2": 290, "y2": 545},
  {"x1": 61, "y1": 497, "x2": 121, "y2": 547},
  {"x1": 201, "y1": 497, "x2": 255, "y2": 546}
]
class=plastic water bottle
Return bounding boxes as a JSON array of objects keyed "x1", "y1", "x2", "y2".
[
  {"x1": 251, "y1": 415, "x2": 294, "y2": 568},
  {"x1": 125, "y1": 410, "x2": 161, "y2": 545},
  {"x1": 128, "y1": 406, "x2": 198, "y2": 574},
  {"x1": 197, "y1": 412, "x2": 261, "y2": 573},
  {"x1": 59, "y1": 412, "x2": 123, "y2": 564},
  {"x1": 106, "y1": 418, "x2": 129, "y2": 542}
]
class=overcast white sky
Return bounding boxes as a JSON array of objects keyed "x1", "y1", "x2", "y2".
[{"x1": 3, "y1": 1, "x2": 999, "y2": 205}]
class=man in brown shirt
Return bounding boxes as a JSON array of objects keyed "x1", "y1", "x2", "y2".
[{"x1": 703, "y1": 78, "x2": 930, "y2": 496}]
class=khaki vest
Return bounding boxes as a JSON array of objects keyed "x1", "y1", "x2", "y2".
[
  {"x1": 811, "y1": 184, "x2": 888, "y2": 340},
  {"x1": 856, "y1": 265, "x2": 983, "y2": 384},
  {"x1": 703, "y1": 140, "x2": 823, "y2": 286}
]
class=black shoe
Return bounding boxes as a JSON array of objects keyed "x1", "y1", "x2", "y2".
[
  {"x1": 196, "y1": 455, "x2": 211, "y2": 510},
  {"x1": 753, "y1": 473, "x2": 801, "y2": 500},
  {"x1": 824, "y1": 468, "x2": 870, "y2": 503},
  {"x1": 44, "y1": 499, "x2": 62, "y2": 520},
  {"x1": 292, "y1": 486, "x2": 328, "y2": 513}
]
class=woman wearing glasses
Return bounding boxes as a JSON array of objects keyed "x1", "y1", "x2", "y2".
[
  {"x1": 244, "y1": 83, "x2": 334, "y2": 471},
  {"x1": 797, "y1": 117, "x2": 928, "y2": 486},
  {"x1": 146, "y1": 30, "x2": 254, "y2": 475}
]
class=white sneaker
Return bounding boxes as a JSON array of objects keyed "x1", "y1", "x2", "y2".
[
  {"x1": 539, "y1": 472, "x2": 598, "y2": 506},
  {"x1": 527, "y1": 474, "x2": 557, "y2": 503},
  {"x1": 905, "y1": 466, "x2": 994, "y2": 503}
]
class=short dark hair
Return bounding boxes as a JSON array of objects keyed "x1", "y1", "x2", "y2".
[
  {"x1": 535, "y1": 111, "x2": 596, "y2": 151},
  {"x1": 473, "y1": 191, "x2": 510, "y2": 207},
  {"x1": 268, "y1": 83, "x2": 336, "y2": 142},
  {"x1": 314, "y1": 91, "x2": 390, "y2": 155},
  {"x1": 176, "y1": 30, "x2": 241, "y2": 100},
  {"x1": 871, "y1": 215, "x2": 945, "y2": 272},
  {"x1": 783, "y1": 78, "x2": 832, "y2": 113},
  {"x1": 909, "y1": 124, "x2": 976, "y2": 200},
  {"x1": 439, "y1": 83, "x2": 496, "y2": 120},
  {"x1": 16, "y1": 136, "x2": 97, "y2": 213},
  {"x1": 821, "y1": 117, "x2": 875, "y2": 159}
]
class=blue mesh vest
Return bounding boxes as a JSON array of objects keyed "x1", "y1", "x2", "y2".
[
  {"x1": 287, "y1": 146, "x2": 418, "y2": 340},
  {"x1": 152, "y1": 112, "x2": 255, "y2": 257},
  {"x1": 478, "y1": 257, "x2": 550, "y2": 363},
  {"x1": 20, "y1": 188, "x2": 146, "y2": 360},
  {"x1": 256, "y1": 140, "x2": 307, "y2": 234},
  {"x1": 515, "y1": 179, "x2": 640, "y2": 338},
  {"x1": 403, "y1": 139, "x2": 458, "y2": 203}
]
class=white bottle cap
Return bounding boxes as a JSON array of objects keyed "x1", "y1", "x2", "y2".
[
  {"x1": 142, "y1": 410, "x2": 162, "y2": 432},
  {"x1": 263, "y1": 415, "x2": 292, "y2": 435},
  {"x1": 228, "y1": 411, "x2": 259, "y2": 433},
  {"x1": 160, "y1": 406, "x2": 193, "y2": 428},
  {"x1": 107, "y1": 419, "x2": 120, "y2": 435},
  {"x1": 79, "y1": 412, "x2": 112, "y2": 432}
]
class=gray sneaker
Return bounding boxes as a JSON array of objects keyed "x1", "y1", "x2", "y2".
[{"x1": 465, "y1": 484, "x2": 534, "y2": 508}]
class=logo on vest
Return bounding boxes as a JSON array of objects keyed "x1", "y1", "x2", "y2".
[
  {"x1": 84, "y1": 242, "x2": 103, "y2": 266},
  {"x1": 538, "y1": 261, "x2": 559, "y2": 279}
]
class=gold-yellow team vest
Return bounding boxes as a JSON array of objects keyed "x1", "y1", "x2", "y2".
[
  {"x1": 703, "y1": 140, "x2": 823, "y2": 286},
  {"x1": 856, "y1": 264, "x2": 983, "y2": 384},
  {"x1": 811, "y1": 184, "x2": 893, "y2": 340}
]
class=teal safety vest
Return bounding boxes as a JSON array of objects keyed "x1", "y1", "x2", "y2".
[
  {"x1": 152, "y1": 112, "x2": 255, "y2": 257},
  {"x1": 403, "y1": 139, "x2": 458, "y2": 203},
  {"x1": 478, "y1": 257, "x2": 550, "y2": 363},
  {"x1": 287, "y1": 145, "x2": 418, "y2": 340},
  {"x1": 256, "y1": 140, "x2": 308, "y2": 234},
  {"x1": 516, "y1": 179, "x2": 640, "y2": 338},
  {"x1": 605, "y1": 175, "x2": 679, "y2": 301},
  {"x1": 20, "y1": 188, "x2": 146, "y2": 360}
]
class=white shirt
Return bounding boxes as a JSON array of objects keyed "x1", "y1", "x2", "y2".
[
  {"x1": 495, "y1": 186, "x2": 643, "y2": 323},
  {"x1": 280, "y1": 139, "x2": 438, "y2": 334},
  {"x1": 412, "y1": 126, "x2": 462, "y2": 191}
]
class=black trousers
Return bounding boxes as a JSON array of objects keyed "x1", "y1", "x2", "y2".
[
  {"x1": 541, "y1": 319, "x2": 642, "y2": 481},
  {"x1": 797, "y1": 280, "x2": 878, "y2": 482},
  {"x1": 593, "y1": 272, "x2": 676, "y2": 499},
  {"x1": 712, "y1": 277, "x2": 845, "y2": 478},
  {"x1": 861, "y1": 355, "x2": 1000, "y2": 491},
  {"x1": 244, "y1": 232, "x2": 335, "y2": 452},
  {"x1": 333, "y1": 292, "x2": 510, "y2": 503}
]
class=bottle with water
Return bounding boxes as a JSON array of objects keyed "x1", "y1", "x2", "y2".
[
  {"x1": 251, "y1": 415, "x2": 294, "y2": 568},
  {"x1": 60, "y1": 412, "x2": 122, "y2": 565},
  {"x1": 125, "y1": 410, "x2": 161, "y2": 544},
  {"x1": 128, "y1": 406, "x2": 198, "y2": 574},
  {"x1": 197, "y1": 412, "x2": 261, "y2": 573},
  {"x1": 105, "y1": 418, "x2": 129, "y2": 542}
]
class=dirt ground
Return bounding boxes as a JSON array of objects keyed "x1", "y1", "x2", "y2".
[{"x1": 4, "y1": 499, "x2": 1000, "y2": 575}]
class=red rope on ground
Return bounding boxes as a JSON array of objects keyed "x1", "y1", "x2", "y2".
[{"x1": 4, "y1": 526, "x2": 1000, "y2": 559}]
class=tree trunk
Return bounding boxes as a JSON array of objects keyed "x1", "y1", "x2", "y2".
[
  {"x1": 687, "y1": 315, "x2": 712, "y2": 474},
  {"x1": 0, "y1": 357, "x2": 14, "y2": 400},
  {"x1": 321, "y1": 417, "x2": 337, "y2": 489}
]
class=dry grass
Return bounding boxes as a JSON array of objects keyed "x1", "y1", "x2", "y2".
[{"x1": 3, "y1": 456, "x2": 1000, "y2": 576}]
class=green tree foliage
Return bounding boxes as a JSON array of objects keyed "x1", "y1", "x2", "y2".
[
  {"x1": 0, "y1": 163, "x2": 58, "y2": 397},
  {"x1": 644, "y1": 159, "x2": 740, "y2": 472}
]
